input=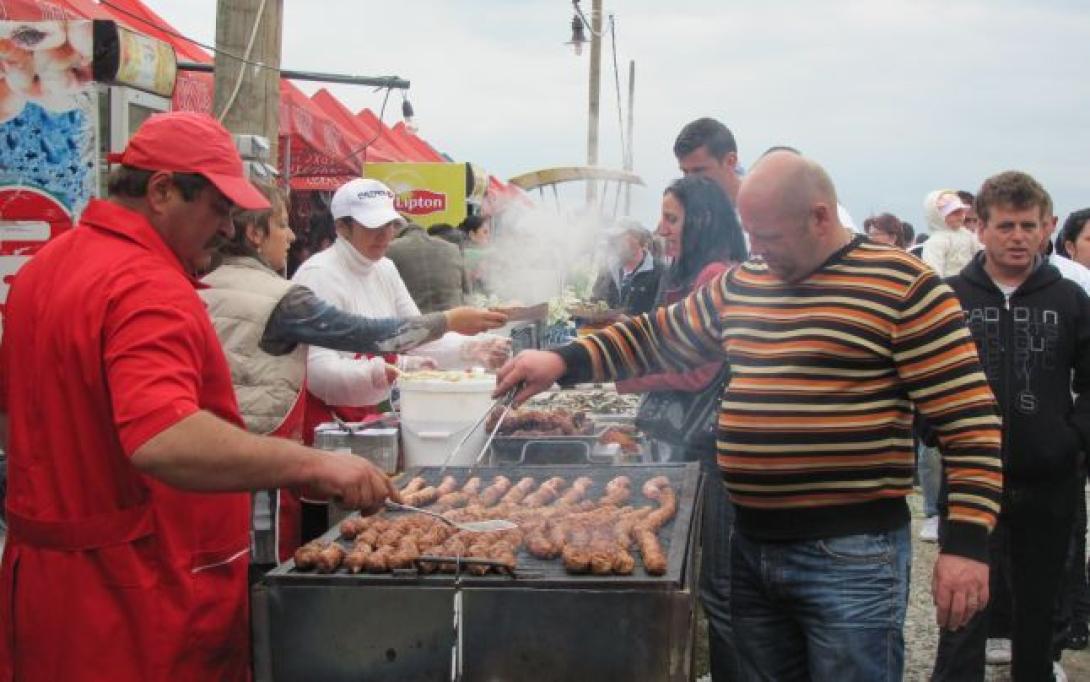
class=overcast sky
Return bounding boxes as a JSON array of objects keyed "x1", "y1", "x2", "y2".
[{"x1": 149, "y1": 0, "x2": 1089, "y2": 233}]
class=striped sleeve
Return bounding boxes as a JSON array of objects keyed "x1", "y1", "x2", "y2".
[
  {"x1": 555, "y1": 273, "x2": 730, "y2": 384},
  {"x1": 892, "y1": 270, "x2": 1002, "y2": 557}
]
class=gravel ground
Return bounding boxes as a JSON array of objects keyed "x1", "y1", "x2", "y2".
[{"x1": 695, "y1": 488, "x2": 1090, "y2": 681}]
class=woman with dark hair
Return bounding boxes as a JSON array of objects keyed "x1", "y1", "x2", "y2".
[
  {"x1": 459, "y1": 215, "x2": 491, "y2": 293},
  {"x1": 1061, "y1": 208, "x2": 1090, "y2": 267},
  {"x1": 623, "y1": 175, "x2": 746, "y2": 457},
  {"x1": 864, "y1": 212, "x2": 907, "y2": 248},
  {"x1": 622, "y1": 174, "x2": 748, "y2": 681},
  {"x1": 200, "y1": 182, "x2": 506, "y2": 567}
]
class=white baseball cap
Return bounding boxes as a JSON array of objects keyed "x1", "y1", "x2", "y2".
[{"x1": 330, "y1": 178, "x2": 406, "y2": 229}]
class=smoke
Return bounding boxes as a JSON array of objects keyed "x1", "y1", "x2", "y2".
[{"x1": 482, "y1": 200, "x2": 619, "y2": 305}]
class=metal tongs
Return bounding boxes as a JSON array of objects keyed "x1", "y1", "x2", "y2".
[
  {"x1": 436, "y1": 385, "x2": 520, "y2": 477},
  {"x1": 385, "y1": 500, "x2": 517, "y2": 532}
]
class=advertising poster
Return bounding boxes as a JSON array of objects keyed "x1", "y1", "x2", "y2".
[
  {"x1": 364, "y1": 162, "x2": 467, "y2": 229},
  {"x1": 0, "y1": 19, "x2": 96, "y2": 333}
]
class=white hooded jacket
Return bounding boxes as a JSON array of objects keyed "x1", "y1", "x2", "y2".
[{"x1": 920, "y1": 189, "x2": 980, "y2": 278}]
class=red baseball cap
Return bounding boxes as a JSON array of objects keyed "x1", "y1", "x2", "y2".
[{"x1": 106, "y1": 111, "x2": 270, "y2": 210}]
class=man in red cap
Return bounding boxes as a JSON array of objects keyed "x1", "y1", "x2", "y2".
[{"x1": 0, "y1": 111, "x2": 398, "y2": 682}]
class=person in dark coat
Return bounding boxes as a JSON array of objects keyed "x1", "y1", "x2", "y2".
[{"x1": 591, "y1": 223, "x2": 664, "y2": 316}]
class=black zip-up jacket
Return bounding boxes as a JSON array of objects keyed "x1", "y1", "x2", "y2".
[{"x1": 947, "y1": 253, "x2": 1090, "y2": 484}]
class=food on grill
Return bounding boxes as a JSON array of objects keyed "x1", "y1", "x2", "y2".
[
  {"x1": 293, "y1": 540, "x2": 325, "y2": 570},
  {"x1": 523, "y1": 476, "x2": 567, "y2": 507},
  {"x1": 316, "y1": 542, "x2": 346, "y2": 573},
  {"x1": 598, "y1": 426, "x2": 641, "y2": 454},
  {"x1": 477, "y1": 475, "x2": 513, "y2": 507},
  {"x1": 486, "y1": 407, "x2": 593, "y2": 437},
  {"x1": 557, "y1": 476, "x2": 594, "y2": 506},
  {"x1": 500, "y1": 476, "x2": 536, "y2": 505},
  {"x1": 299, "y1": 473, "x2": 681, "y2": 577},
  {"x1": 529, "y1": 389, "x2": 642, "y2": 416},
  {"x1": 634, "y1": 528, "x2": 666, "y2": 575},
  {"x1": 400, "y1": 476, "x2": 427, "y2": 495},
  {"x1": 598, "y1": 476, "x2": 631, "y2": 506},
  {"x1": 402, "y1": 485, "x2": 440, "y2": 508}
]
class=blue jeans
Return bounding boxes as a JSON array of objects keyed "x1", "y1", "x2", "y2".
[
  {"x1": 700, "y1": 455, "x2": 740, "y2": 681},
  {"x1": 732, "y1": 524, "x2": 911, "y2": 681},
  {"x1": 918, "y1": 444, "x2": 942, "y2": 518}
]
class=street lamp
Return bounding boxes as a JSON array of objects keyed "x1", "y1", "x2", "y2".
[
  {"x1": 565, "y1": 0, "x2": 602, "y2": 204},
  {"x1": 564, "y1": 12, "x2": 586, "y2": 56}
]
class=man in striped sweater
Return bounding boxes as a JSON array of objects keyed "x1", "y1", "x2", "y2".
[{"x1": 497, "y1": 151, "x2": 1003, "y2": 681}]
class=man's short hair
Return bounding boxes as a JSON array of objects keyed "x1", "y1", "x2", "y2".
[
  {"x1": 673, "y1": 117, "x2": 737, "y2": 160},
  {"x1": 107, "y1": 165, "x2": 210, "y2": 202},
  {"x1": 956, "y1": 190, "x2": 974, "y2": 207},
  {"x1": 975, "y1": 171, "x2": 1049, "y2": 225}
]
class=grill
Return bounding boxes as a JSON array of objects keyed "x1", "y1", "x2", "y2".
[{"x1": 253, "y1": 462, "x2": 703, "y2": 681}]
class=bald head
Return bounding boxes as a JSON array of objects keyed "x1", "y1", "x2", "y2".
[
  {"x1": 737, "y1": 151, "x2": 851, "y2": 282},
  {"x1": 741, "y1": 151, "x2": 839, "y2": 227}
]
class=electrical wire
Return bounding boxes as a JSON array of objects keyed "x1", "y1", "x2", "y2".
[
  {"x1": 99, "y1": 0, "x2": 405, "y2": 85},
  {"x1": 609, "y1": 15, "x2": 628, "y2": 170},
  {"x1": 216, "y1": 0, "x2": 268, "y2": 122}
]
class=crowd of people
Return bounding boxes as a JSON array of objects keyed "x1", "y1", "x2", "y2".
[
  {"x1": 2, "y1": 107, "x2": 1090, "y2": 682},
  {"x1": 498, "y1": 116, "x2": 1090, "y2": 682}
]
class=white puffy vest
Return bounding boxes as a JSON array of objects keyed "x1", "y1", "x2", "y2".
[{"x1": 200, "y1": 257, "x2": 306, "y2": 436}]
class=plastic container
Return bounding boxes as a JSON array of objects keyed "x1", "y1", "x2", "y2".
[
  {"x1": 313, "y1": 424, "x2": 399, "y2": 475},
  {"x1": 397, "y1": 372, "x2": 497, "y2": 468}
]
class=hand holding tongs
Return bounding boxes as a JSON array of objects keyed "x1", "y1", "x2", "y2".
[{"x1": 436, "y1": 385, "x2": 519, "y2": 477}]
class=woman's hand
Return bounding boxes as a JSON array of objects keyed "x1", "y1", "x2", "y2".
[{"x1": 444, "y1": 307, "x2": 508, "y2": 335}]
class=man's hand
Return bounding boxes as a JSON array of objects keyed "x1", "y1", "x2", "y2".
[
  {"x1": 445, "y1": 307, "x2": 508, "y2": 335},
  {"x1": 932, "y1": 553, "x2": 989, "y2": 631},
  {"x1": 305, "y1": 450, "x2": 400, "y2": 516},
  {"x1": 494, "y1": 350, "x2": 567, "y2": 405}
]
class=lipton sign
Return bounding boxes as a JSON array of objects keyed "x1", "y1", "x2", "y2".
[
  {"x1": 364, "y1": 163, "x2": 467, "y2": 228},
  {"x1": 396, "y1": 189, "x2": 447, "y2": 216}
]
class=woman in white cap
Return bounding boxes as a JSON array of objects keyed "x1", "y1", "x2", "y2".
[
  {"x1": 921, "y1": 189, "x2": 980, "y2": 278},
  {"x1": 201, "y1": 181, "x2": 506, "y2": 567}
]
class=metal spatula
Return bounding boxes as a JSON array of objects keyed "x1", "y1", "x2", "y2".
[{"x1": 385, "y1": 500, "x2": 517, "y2": 532}]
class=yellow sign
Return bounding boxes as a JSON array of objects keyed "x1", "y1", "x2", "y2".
[
  {"x1": 364, "y1": 163, "x2": 467, "y2": 228},
  {"x1": 115, "y1": 24, "x2": 177, "y2": 98}
]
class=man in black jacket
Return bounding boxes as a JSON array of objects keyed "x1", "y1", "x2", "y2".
[
  {"x1": 933, "y1": 171, "x2": 1090, "y2": 682},
  {"x1": 591, "y1": 224, "x2": 663, "y2": 316}
]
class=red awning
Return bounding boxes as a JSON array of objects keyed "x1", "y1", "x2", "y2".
[
  {"x1": 310, "y1": 89, "x2": 400, "y2": 164},
  {"x1": 391, "y1": 121, "x2": 445, "y2": 162},
  {"x1": 279, "y1": 82, "x2": 365, "y2": 190},
  {"x1": 355, "y1": 108, "x2": 425, "y2": 161},
  {"x1": 1, "y1": 0, "x2": 112, "y2": 20}
]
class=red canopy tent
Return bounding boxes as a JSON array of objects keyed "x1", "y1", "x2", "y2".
[
  {"x1": 355, "y1": 108, "x2": 425, "y2": 161},
  {"x1": 391, "y1": 121, "x2": 445, "y2": 162},
  {"x1": 310, "y1": 89, "x2": 399, "y2": 164},
  {"x1": 2, "y1": 0, "x2": 111, "y2": 20}
]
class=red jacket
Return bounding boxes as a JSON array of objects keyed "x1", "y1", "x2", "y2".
[{"x1": 0, "y1": 201, "x2": 251, "y2": 681}]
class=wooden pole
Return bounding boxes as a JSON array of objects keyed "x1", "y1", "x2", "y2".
[
  {"x1": 624, "y1": 59, "x2": 634, "y2": 216},
  {"x1": 213, "y1": 0, "x2": 283, "y2": 162},
  {"x1": 585, "y1": 0, "x2": 602, "y2": 205}
]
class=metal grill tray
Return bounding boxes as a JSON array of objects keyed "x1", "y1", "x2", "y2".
[{"x1": 266, "y1": 462, "x2": 701, "y2": 590}]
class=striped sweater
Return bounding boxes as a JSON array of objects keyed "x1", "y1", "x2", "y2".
[{"x1": 555, "y1": 237, "x2": 1002, "y2": 560}]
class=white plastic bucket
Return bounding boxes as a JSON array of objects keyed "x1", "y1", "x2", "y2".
[{"x1": 397, "y1": 373, "x2": 496, "y2": 468}]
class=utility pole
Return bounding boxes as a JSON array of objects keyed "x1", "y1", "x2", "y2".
[
  {"x1": 624, "y1": 59, "x2": 634, "y2": 215},
  {"x1": 214, "y1": 0, "x2": 283, "y2": 161},
  {"x1": 585, "y1": 0, "x2": 602, "y2": 205}
]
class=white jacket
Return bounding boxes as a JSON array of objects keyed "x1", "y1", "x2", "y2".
[
  {"x1": 291, "y1": 238, "x2": 473, "y2": 406},
  {"x1": 920, "y1": 190, "x2": 980, "y2": 278}
]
